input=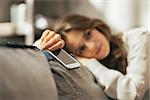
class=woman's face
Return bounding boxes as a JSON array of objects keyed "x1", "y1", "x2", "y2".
[{"x1": 65, "y1": 28, "x2": 110, "y2": 60}]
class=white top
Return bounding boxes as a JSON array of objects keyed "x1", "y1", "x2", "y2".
[{"x1": 78, "y1": 27, "x2": 149, "y2": 100}]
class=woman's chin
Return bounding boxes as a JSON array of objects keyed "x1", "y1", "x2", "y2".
[{"x1": 97, "y1": 51, "x2": 110, "y2": 60}]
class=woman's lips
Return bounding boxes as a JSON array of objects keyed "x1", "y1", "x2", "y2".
[{"x1": 96, "y1": 43, "x2": 102, "y2": 54}]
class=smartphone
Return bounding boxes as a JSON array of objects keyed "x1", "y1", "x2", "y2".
[{"x1": 45, "y1": 49, "x2": 81, "y2": 69}]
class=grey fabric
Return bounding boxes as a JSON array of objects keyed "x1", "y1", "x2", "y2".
[
  {"x1": 0, "y1": 47, "x2": 58, "y2": 100},
  {"x1": 0, "y1": 45, "x2": 111, "y2": 100},
  {"x1": 48, "y1": 60, "x2": 110, "y2": 100}
]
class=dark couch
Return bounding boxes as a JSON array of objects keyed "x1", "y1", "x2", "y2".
[{"x1": 0, "y1": 44, "x2": 110, "y2": 100}]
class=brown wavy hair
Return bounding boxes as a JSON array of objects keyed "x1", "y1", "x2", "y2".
[{"x1": 53, "y1": 14, "x2": 127, "y2": 74}]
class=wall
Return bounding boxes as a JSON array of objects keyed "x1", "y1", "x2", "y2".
[{"x1": 0, "y1": 1, "x2": 10, "y2": 22}]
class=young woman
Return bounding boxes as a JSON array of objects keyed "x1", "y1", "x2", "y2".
[{"x1": 34, "y1": 14, "x2": 149, "y2": 99}]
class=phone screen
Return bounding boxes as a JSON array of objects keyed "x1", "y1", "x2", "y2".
[
  {"x1": 52, "y1": 49, "x2": 76, "y2": 64},
  {"x1": 45, "y1": 49, "x2": 81, "y2": 69}
]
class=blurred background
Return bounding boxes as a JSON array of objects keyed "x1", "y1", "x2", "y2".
[{"x1": 0, "y1": 0, "x2": 149, "y2": 45}]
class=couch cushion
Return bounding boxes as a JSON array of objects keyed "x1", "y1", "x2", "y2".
[
  {"x1": 48, "y1": 60, "x2": 110, "y2": 100},
  {"x1": 0, "y1": 45, "x2": 58, "y2": 100}
]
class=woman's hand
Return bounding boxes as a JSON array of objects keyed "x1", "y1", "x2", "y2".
[{"x1": 33, "y1": 30, "x2": 65, "y2": 51}]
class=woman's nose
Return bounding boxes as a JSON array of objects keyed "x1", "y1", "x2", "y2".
[{"x1": 85, "y1": 41, "x2": 96, "y2": 50}]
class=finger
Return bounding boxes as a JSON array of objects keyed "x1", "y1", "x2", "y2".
[
  {"x1": 41, "y1": 30, "x2": 50, "y2": 41},
  {"x1": 48, "y1": 40, "x2": 65, "y2": 51},
  {"x1": 41, "y1": 31, "x2": 55, "y2": 47},
  {"x1": 42, "y1": 34, "x2": 61, "y2": 49},
  {"x1": 60, "y1": 39, "x2": 65, "y2": 48},
  {"x1": 40, "y1": 30, "x2": 51, "y2": 46}
]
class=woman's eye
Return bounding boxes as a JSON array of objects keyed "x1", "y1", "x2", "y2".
[
  {"x1": 78, "y1": 46, "x2": 85, "y2": 54},
  {"x1": 84, "y1": 31, "x2": 91, "y2": 40}
]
